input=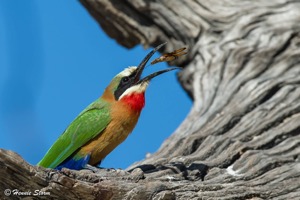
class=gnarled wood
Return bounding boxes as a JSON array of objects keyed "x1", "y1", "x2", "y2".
[{"x1": 1, "y1": 0, "x2": 300, "y2": 199}]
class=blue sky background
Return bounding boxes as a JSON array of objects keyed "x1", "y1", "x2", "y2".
[{"x1": 0, "y1": 0, "x2": 191, "y2": 169}]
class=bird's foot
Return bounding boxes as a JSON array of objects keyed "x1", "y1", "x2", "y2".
[{"x1": 83, "y1": 164, "x2": 103, "y2": 173}]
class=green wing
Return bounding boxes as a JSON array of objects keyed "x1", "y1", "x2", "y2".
[{"x1": 38, "y1": 98, "x2": 111, "y2": 168}]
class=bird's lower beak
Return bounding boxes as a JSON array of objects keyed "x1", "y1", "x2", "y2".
[
  {"x1": 137, "y1": 67, "x2": 180, "y2": 84},
  {"x1": 134, "y1": 42, "x2": 167, "y2": 83}
]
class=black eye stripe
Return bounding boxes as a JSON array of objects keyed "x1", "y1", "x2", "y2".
[
  {"x1": 114, "y1": 73, "x2": 137, "y2": 100},
  {"x1": 122, "y1": 76, "x2": 129, "y2": 83}
]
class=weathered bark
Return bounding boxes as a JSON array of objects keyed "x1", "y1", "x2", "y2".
[{"x1": 1, "y1": 0, "x2": 300, "y2": 199}]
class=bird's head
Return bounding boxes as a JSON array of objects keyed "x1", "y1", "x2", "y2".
[{"x1": 104, "y1": 43, "x2": 178, "y2": 111}]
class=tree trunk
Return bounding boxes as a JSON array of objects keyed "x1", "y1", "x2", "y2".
[{"x1": 1, "y1": 0, "x2": 300, "y2": 199}]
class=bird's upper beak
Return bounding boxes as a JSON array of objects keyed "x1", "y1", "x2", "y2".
[{"x1": 134, "y1": 42, "x2": 179, "y2": 84}]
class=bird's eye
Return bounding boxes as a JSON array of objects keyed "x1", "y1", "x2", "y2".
[{"x1": 122, "y1": 77, "x2": 129, "y2": 83}]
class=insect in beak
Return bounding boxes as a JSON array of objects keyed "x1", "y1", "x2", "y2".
[{"x1": 150, "y1": 47, "x2": 188, "y2": 65}]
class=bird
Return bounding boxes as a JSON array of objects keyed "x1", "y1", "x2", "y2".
[{"x1": 37, "y1": 43, "x2": 180, "y2": 170}]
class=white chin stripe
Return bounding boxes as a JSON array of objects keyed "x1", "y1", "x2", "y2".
[
  {"x1": 119, "y1": 82, "x2": 149, "y2": 100},
  {"x1": 118, "y1": 66, "x2": 137, "y2": 77}
]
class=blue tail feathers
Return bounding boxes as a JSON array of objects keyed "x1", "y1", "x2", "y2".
[{"x1": 55, "y1": 154, "x2": 90, "y2": 170}]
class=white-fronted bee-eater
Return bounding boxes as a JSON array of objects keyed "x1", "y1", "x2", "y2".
[{"x1": 38, "y1": 43, "x2": 180, "y2": 170}]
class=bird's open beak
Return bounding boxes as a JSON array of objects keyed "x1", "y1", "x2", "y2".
[{"x1": 134, "y1": 42, "x2": 180, "y2": 84}]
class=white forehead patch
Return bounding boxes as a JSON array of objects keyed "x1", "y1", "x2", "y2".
[
  {"x1": 119, "y1": 81, "x2": 149, "y2": 100},
  {"x1": 118, "y1": 66, "x2": 137, "y2": 77}
]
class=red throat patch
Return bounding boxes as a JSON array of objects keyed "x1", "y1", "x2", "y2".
[{"x1": 121, "y1": 92, "x2": 145, "y2": 112}]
